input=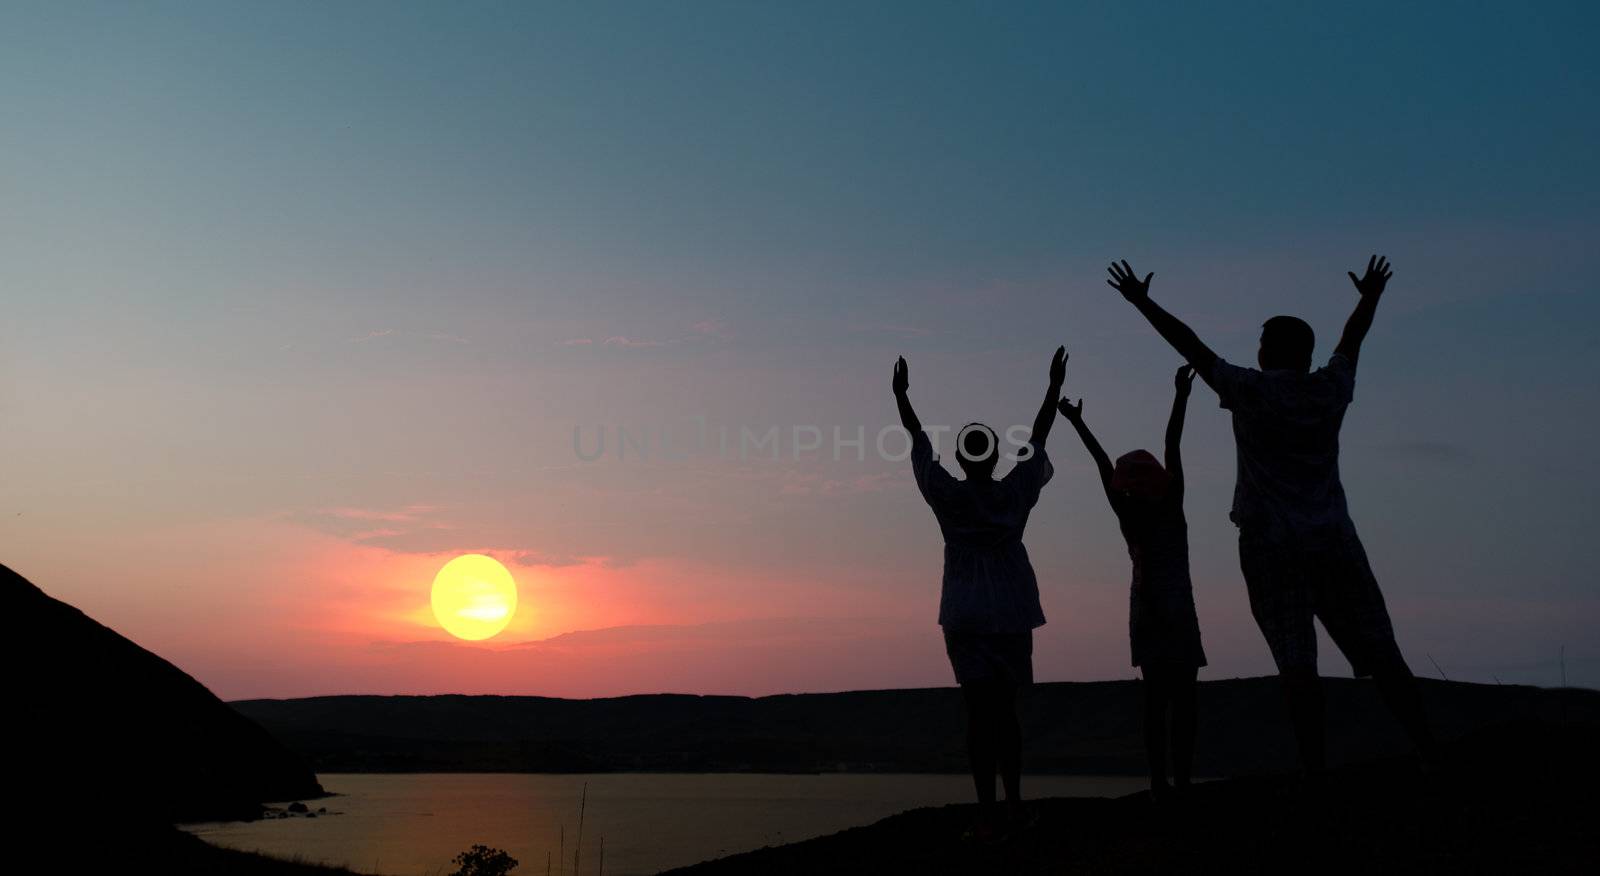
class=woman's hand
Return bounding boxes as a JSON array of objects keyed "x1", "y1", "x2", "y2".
[{"x1": 1048, "y1": 345, "x2": 1068, "y2": 388}]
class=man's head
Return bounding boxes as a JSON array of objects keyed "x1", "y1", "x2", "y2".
[
  {"x1": 1259, "y1": 315, "x2": 1315, "y2": 372},
  {"x1": 956, "y1": 423, "x2": 999, "y2": 480},
  {"x1": 1111, "y1": 449, "x2": 1170, "y2": 500}
]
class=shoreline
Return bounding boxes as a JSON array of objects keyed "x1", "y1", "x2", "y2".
[{"x1": 666, "y1": 719, "x2": 1599, "y2": 874}]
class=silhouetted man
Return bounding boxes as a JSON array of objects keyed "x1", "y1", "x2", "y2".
[{"x1": 1107, "y1": 255, "x2": 1434, "y2": 775}]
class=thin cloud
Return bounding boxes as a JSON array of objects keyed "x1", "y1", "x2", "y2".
[
  {"x1": 849, "y1": 323, "x2": 936, "y2": 338},
  {"x1": 289, "y1": 504, "x2": 463, "y2": 553},
  {"x1": 317, "y1": 504, "x2": 440, "y2": 523},
  {"x1": 691, "y1": 319, "x2": 733, "y2": 339},
  {"x1": 559, "y1": 321, "x2": 733, "y2": 350},
  {"x1": 513, "y1": 551, "x2": 636, "y2": 570},
  {"x1": 349, "y1": 328, "x2": 470, "y2": 344}
]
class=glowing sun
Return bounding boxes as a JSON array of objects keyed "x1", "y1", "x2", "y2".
[{"x1": 431, "y1": 554, "x2": 518, "y2": 641}]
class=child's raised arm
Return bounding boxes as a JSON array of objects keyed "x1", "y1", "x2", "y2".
[
  {"x1": 1058, "y1": 397, "x2": 1118, "y2": 509},
  {"x1": 1165, "y1": 365, "x2": 1196, "y2": 499}
]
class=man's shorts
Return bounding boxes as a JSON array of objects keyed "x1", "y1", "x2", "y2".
[
  {"x1": 1238, "y1": 522, "x2": 1406, "y2": 677},
  {"x1": 943, "y1": 629, "x2": 1034, "y2": 688}
]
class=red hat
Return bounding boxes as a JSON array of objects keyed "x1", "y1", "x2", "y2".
[{"x1": 1111, "y1": 450, "x2": 1170, "y2": 498}]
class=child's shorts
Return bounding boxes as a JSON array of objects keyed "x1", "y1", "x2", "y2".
[{"x1": 943, "y1": 629, "x2": 1033, "y2": 688}]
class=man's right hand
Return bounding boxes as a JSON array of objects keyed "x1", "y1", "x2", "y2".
[
  {"x1": 1107, "y1": 260, "x2": 1153, "y2": 303},
  {"x1": 892, "y1": 356, "x2": 909, "y2": 396}
]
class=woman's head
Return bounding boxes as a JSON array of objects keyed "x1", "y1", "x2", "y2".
[
  {"x1": 956, "y1": 422, "x2": 999, "y2": 479},
  {"x1": 1111, "y1": 449, "x2": 1170, "y2": 499}
]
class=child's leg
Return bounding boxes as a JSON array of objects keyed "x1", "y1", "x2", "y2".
[
  {"x1": 1142, "y1": 667, "x2": 1171, "y2": 793},
  {"x1": 961, "y1": 683, "x2": 998, "y2": 810},
  {"x1": 994, "y1": 683, "x2": 1022, "y2": 808},
  {"x1": 1170, "y1": 665, "x2": 1199, "y2": 787}
]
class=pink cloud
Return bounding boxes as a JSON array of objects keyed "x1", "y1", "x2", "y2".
[{"x1": 691, "y1": 319, "x2": 733, "y2": 339}]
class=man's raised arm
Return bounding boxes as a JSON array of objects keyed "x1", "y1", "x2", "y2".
[
  {"x1": 1334, "y1": 255, "x2": 1393, "y2": 366},
  {"x1": 891, "y1": 356, "x2": 922, "y2": 436},
  {"x1": 1108, "y1": 260, "x2": 1220, "y2": 379}
]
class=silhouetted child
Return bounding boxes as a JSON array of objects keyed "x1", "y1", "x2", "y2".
[
  {"x1": 1059, "y1": 365, "x2": 1206, "y2": 799},
  {"x1": 892, "y1": 347, "x2": 1065, "y2": 841}
]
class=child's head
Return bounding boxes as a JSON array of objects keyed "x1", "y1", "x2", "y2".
[
  {"x1": 1258, "y1": 315, "x2": 1315, "y2": 372},
  {"x1": 1111, "y1": 449, "x2": 1170, "y2": 500},
  {"x1": 956, "y1": 423, "x2": 999, "y2": 480}
]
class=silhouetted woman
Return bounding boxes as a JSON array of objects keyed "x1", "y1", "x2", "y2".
[
  {"x1": 1059, "y1": 364, "x2": 1206, "y2": 799},
  {"x1": 892, "y1": 347, "x2": 1064, "y2": 840}
]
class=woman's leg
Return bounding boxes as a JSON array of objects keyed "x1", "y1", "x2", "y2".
[
  {"x1": 1171, "y1": 665, "x2": 1199, "y2": 788},
  {"x1": 1142, "y1": 666, "x2": 1171, "y2": 794},
  {"x1": 994, "y1": 682, "x2": 1022, "y2": 810},
  {"x1": 961, "y1": 683, "x2": 997, "y2": 809}
]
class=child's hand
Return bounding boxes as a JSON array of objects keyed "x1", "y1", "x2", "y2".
[
  {"x1": 1107, "y1": 260, "x2": 1153, "y2": 303},
  {"x1": 1057, "y1": 397, "x2": 1084, "y2": 424},
  {"x1": 1174, "y1": 364, "x2": 1196, "y2": 396},
  {"x1": 1048, "y1": 345, "x2": 1068, "y2": 387},
  {"x1": 892, "y1": 356, "x2": 909, "y2": 396}
]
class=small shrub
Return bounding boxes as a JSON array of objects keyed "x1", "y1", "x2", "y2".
[{"x1": 448, "y1": 844, "x2": 518, "y2": 876}]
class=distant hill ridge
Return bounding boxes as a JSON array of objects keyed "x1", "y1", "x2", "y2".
[{"x1": 234, "y1": 677, "x2": 1599, "y2": 776}]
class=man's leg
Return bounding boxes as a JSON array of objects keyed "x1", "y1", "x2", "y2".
[
  {"x1": 1281, "y1": 667, "x2": 1327, "y2": 775},
  {"x1": 1373, "y1": 664, "x2": 1437, "y2": 756},
  {"x1": 1240, "y1": 533, "x2": 1323, "y2": 775},
  {"x1": 1319, "y1": 525, "x2": 1437, "y2": 759}
]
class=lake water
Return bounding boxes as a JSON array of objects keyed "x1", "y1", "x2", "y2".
[{"x1": 182, "y1": 773, "x2": 1147, "y2": 875}]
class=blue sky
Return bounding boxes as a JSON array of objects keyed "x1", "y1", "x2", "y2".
[{"x1": 1, "y1": 1, "x2": 1597, "y2": 696}]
